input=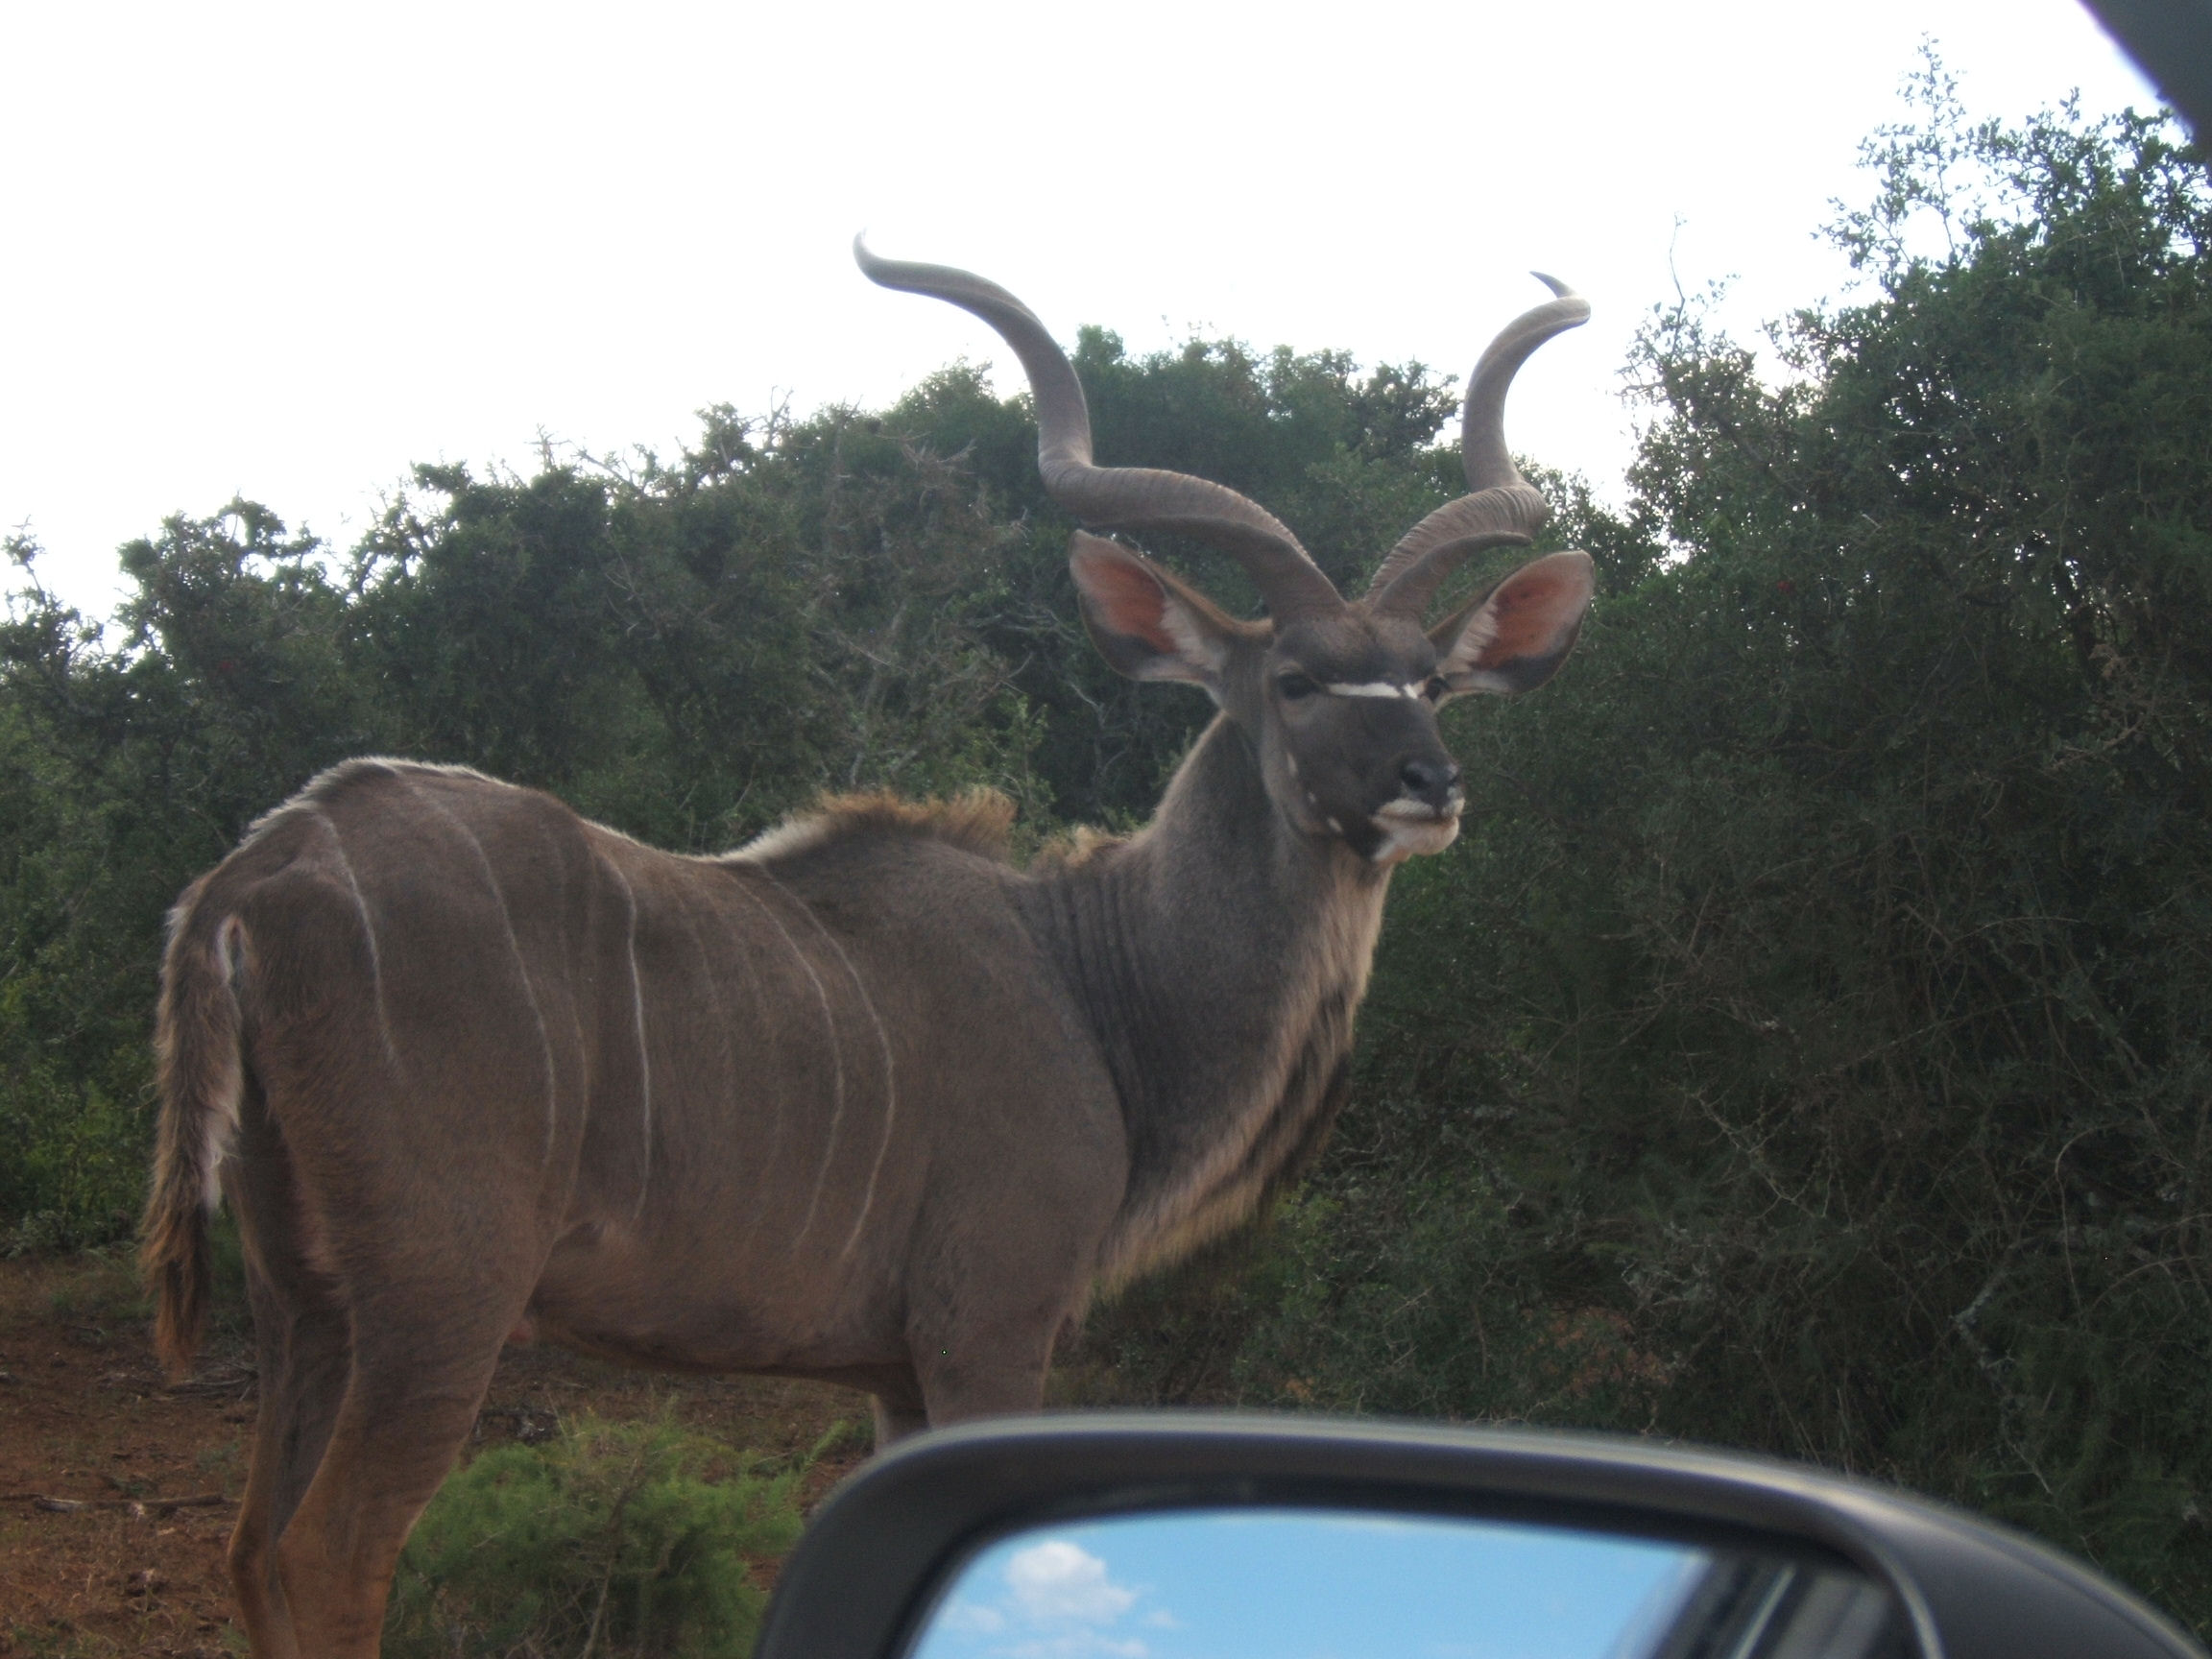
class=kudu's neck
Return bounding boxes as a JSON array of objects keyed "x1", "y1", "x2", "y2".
[
  {"x1": 1136, "y1": 713, "x2": 1384, "y2": 939},
  {"x1": 1024, "y1": 713, "x2": 1392, "y2": 1278}
]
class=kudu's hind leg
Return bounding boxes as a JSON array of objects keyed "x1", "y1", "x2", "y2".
[
  {"x1": 227, "y1": 1257, "x2": 351, "y2": 1659},
  {"x1": 220, "y1": 1087, "x2": 356, "y2": 1659},
  {"x1": 267, "y1": 1274, "x2": 527, "y2": 1657},
  {"x1": 234, "y1": 1107, "x2": 540, "y2": 1654}
]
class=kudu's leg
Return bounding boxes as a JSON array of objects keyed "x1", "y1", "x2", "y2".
[
  {"x1": 871, "y1": 1391, "x2": 930, "y2": 1448},
  {"x1": 269, "y1": 1271, "x2": 527, "y2": 1656},
  {"x1": 912, "y1": 1304, "x2": 1062, "y2": 1430},
  {"x1": 222, "y1": 1090, "x2": 354, "y2": 1659},
  {"x1": 906, "y1": 1186, "x2": 1112, "y2": 1433},
  {"x1": 237, "y1": 1079, "x2": 541, "y2": 1656},
  {"x1": 228, "y1": 1256, "x2": 351, "y2": 1659}
]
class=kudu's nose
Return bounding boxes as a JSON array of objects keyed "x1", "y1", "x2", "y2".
[{"x1": 1399, "y1": 757, "x2": 1462, "y2": 808}]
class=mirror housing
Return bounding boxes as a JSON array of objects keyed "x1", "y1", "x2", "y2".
[{"x1": 757, "y1": 1413, "x2": 2205, "y2": 1659}]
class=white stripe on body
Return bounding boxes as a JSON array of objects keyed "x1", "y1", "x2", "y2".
[
  {"x1": 605, "y1": 863, "x2": 655, "y2": 1219},
  {"x1": 539, "y1": 817, "x2": 592, "y2": 1165}
]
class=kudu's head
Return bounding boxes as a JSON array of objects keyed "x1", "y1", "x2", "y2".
[{"x1": 857, "y1": 239, "x2": 1596, "y2": 866}]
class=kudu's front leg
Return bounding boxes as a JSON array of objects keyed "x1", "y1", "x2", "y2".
[
  {"x1": 909, "y1": 1303, "x2": 1063, "y2": 1433},
  {"x1": 871, "y1": 1393, "x2": 931, "y2": 1448}
]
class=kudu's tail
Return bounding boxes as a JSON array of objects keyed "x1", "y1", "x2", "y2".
[{"x1": 140, "y1": 889, "x2": 247, "y2": 1382}]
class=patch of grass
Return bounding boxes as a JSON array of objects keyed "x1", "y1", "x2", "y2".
[
  {"x1": 384, "y1": 1411, "x2": 805, "y2": 1659},
  {"x1": 805, "y1": 1416, "x2": 868, "y2": 1463},
  {"x1": 38, "y1": 1244, "x2": 148, "y2": 1327},
  {"x1": 4, "y1": 1622, "x2": 101, "y2": 1659}
]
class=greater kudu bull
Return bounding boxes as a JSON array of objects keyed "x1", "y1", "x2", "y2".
[{"x1": 141, "y1": 241, "x2": 1596, "y2": 1655}]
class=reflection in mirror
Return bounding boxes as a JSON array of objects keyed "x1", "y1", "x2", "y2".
[{"x1": 908, "y1": 1508, "x2": 1907, "y2": 1659}]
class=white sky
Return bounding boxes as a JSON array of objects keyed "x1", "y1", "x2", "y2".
[{"x1": 1, "y1": 1, "x2": 2158, "y2": 618}]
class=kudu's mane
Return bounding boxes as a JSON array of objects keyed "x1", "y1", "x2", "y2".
[
  {"x1": 736, "y1": 788, "x2": 1020, "y2": 865},
  {"x1": 741, "y1": 790, "x2": 1142, "y2": 879}
]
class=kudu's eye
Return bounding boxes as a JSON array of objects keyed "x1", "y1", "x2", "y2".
[
  {"x1": 1277, "y1": 671, "x2": 1318, "y2": 701},
  {"x1": 1422, "y1": 675, "x2": 1451, "y2": 702}
]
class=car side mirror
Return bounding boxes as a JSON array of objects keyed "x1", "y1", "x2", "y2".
[{"x1": 757, "y1": 1413, "x2": 2205, "y2": 1659}]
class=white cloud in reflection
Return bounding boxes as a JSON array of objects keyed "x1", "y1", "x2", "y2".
[
  {"x1": 935, "y1": 1538, "x2": 1153, "y2": 1659},
  {"x1": 1007, "y1": 1541, "x2": 1140, "y2": 1624}
]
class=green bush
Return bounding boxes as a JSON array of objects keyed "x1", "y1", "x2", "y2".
[
  {"x1": 383, "y1": 1414, "x2": 805, "y2": 1659},
  {"x1": 0, "y1": 1066, "x2": 145, "y2": 1256}
]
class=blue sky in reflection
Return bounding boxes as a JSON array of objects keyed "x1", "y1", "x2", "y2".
[{"x1": 907, "y1": 1508, "x2": 1706, "y2": 1659}]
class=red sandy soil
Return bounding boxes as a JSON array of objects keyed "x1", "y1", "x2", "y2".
[{"x1": 0, "y1": 1252, "x2": 870, "y2": 1656}]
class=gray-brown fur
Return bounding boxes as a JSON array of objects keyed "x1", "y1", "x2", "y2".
[{"x1": 140, "y1": 252, "x2": 1597, "y2": 1656}]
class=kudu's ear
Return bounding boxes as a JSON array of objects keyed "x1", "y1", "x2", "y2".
[
  {"x1": 1070, "y1": 532, "x2": 1240, "y2": 693},
  {"x1": 1429, "y1": 550, "x2": 1596, "y2": 697}
]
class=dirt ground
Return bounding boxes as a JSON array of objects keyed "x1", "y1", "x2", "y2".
[{"x1": 0, "y1": 1251, "x2": 871, "y2": 1656}]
